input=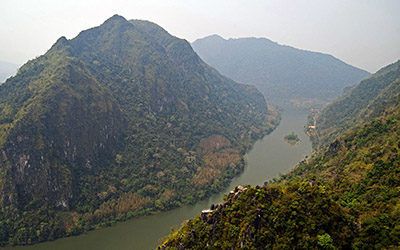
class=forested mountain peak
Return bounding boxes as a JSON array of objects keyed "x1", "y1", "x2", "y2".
[{"x1": 0, "y1": 15, "x2": 277, "y2": 245}]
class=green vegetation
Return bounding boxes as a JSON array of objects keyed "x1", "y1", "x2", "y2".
[
  {"x1": 0, "y1": 15, "x2": 279, "y2": 245},
  {"x1": 160, "y1": 60, "x2": 400, "y2": 249},
  {"x1": 160, "y1": 182, "x2": 355, "y2": 249},
  {"x1": 284, "y1": 132, "x2": 300, "y2": 145},
  {"x1": 315, "y1": 60, "x2": 400, "y2": 146}
]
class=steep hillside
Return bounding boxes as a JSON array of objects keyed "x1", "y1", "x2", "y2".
[
  {"x1": 192, "y1": 35, "x2": 369, "y2": 107},
  {"x1": 0, "y1": 15, "x2": 278, "y2": 245},
  {"x1": 315, "y1": 60, "x2": 400, "y2": 146},
  {"x1": 160, "y1": 61, "x2": 400, "y2": 249}
]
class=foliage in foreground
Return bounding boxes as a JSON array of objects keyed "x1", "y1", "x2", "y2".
[{"x1": 160, "y1": 182, "x2": 355, "y2": 249}]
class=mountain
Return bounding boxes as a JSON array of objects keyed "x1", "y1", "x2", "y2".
[
  {"x1": 314, "y1": 60, "x2": 400, "y2": 146},
  {"x1": 159, "y1": 60, "x2": 400, "y2": 249},
  {"x1": 0, "y1": 15, "x2": 278, "y2": 245},
  {"x1": 192, "y1": 35, "x2": 370, "y2": 107},
  {"x1": 0, "y1": 61, "x2": 18, "y2": 83}
]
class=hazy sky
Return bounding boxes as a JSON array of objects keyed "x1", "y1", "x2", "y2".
[{"x1": 1, "y1": 0, "x2": 399, "y2": 72}]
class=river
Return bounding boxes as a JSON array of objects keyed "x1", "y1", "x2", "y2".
[{"x1": 6, "y1": 109, "x2": 311, "y2": 250}]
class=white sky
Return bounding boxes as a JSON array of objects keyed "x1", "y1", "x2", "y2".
[{"x1": 1, "y1": 0, "x2": 399, "y2": 72}]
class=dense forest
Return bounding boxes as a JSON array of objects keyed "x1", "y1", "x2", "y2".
[
  {"x1": 0, "y1": 15, "x2": 279, "y2": 245},
  {"x1": 192, "y1": 35, "x2": 369, "y2": 108},
  {"x1": 159, "y1": 60, "x2": 400, "y2": 249}
]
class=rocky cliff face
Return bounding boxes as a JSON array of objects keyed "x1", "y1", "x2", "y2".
[{"x1": 0, "y1": 61, "x2": 127, "y2": 210}]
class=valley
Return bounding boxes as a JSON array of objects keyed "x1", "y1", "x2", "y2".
[
  {"x1": 161, "y1": 60, "x2": 400, "y2": 249},
  {"x1": 5, "y1": 109, "x2": 311, "y2": 250},
  {"x1": 0, "y1": 3, "x2": 398, "y2": 248}
]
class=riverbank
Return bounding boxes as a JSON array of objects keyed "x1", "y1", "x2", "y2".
[{"x1": 6, "y1": 109, "x2": 310, "y2": 250}]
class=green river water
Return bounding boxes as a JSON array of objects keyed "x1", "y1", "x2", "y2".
[{"x1": 6, "y1": 109, "x2": 312, "y2": 250}]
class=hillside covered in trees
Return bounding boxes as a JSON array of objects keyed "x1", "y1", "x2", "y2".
[
  {"x1": 0, "y1": 15, "x2": 278, "y2": 245},
  {"x1": 192, "y1": 35, "x2": 369, "y2": 107},
  {"x1": 160, "y1": 60, "x2": 400, "y2": 249}
]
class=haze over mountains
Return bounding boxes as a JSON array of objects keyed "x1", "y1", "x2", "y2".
[
  {"x1": 192, "y1": 35, "x2": 370, "y2": 107},
  {"x1": 0, "y1": 15, "x2": 276, "y2": 245},
  {"x1": 0, "y1": 61, "x2": 19, "y2": 83},
  {"x1": 315, "y1": 60, "x2": 400, "y2": 146}
]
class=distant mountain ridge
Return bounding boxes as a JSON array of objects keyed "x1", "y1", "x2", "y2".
[
  {"x1": 192, "y1": 35, "x2": 370, "y2": 107},
  {"x1": 0, "y1": 60, "x2": 18, "y2": 83},
  {"x1": 0, "y1": 15, "x2": 277, "y2": 245}
]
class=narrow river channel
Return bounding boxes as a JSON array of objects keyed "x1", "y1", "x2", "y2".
[{"x1": 6, "y1": 108, "x2": 312, "y2": 250}]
